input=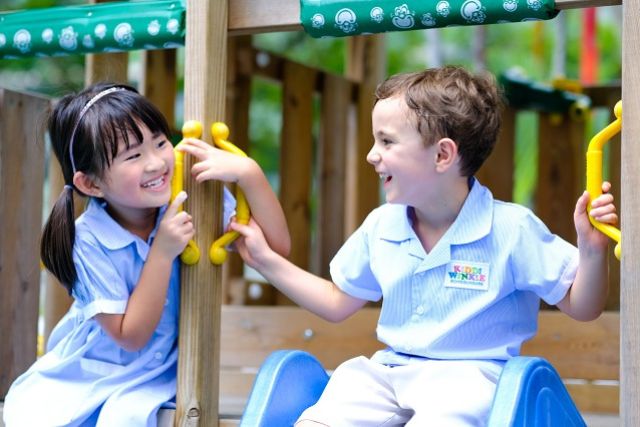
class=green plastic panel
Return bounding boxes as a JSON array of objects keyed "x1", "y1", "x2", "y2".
[
  {"x1": 300, "y1": 0, "x2": 559, "y2": 38},
  {"x1": 0, "y1": 0, "x2": 185, "y2": 59}
]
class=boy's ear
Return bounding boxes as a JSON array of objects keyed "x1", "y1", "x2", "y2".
[
  {"x1": 434, "y1": 138, "x2": 458, "y2": 172},
  {"x1": 72, "y1": 171, "x2": 104, "y2": 198}
]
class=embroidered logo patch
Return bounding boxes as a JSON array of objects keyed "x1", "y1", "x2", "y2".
[{"x1": 444, "y1": 260, "x2": 490, "y2": 290}]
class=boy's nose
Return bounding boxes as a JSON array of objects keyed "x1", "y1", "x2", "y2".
[{"x1": 366, "y1": 146, "x2": 380, "y2": 164}]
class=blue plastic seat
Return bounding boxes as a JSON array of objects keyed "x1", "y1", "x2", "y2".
[{"x1": 240, "y1": 351, "x2": 586, "y2": 426}]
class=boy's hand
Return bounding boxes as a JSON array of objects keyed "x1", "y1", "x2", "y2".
[
  {"x1": 154, "y1": 191, "x2": 195, "y2": 258},
  {"x1": 574, "y1": 181, "x2": 618, "y2": 251},
  {"x1": 177, "y1": 138, "x2": 249, "y2": 184},
  {"x1": 230, "y1": 218, "x2": 272, "y2": 269}
]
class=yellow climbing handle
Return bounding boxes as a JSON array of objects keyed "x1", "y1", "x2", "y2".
[
  {"x1": 586, "y1": 100, "x2": 621, "y2": 260},
  {"x1": 209, "y1": 122, "x2": 251, "y2": 265},
  {"x1": 171, "y1": 120, "x2": 202, "y2": 265}
]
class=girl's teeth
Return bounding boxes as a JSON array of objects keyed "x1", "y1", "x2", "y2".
[{"x1": 143, "y1": 177, "x2": 164, "y2": 188}]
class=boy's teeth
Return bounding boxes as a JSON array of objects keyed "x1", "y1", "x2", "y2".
[{"x1": 142, "y1": 177, "x2": 164, "y2": 188}]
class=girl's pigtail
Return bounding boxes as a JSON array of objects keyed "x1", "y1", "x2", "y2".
[{"x1": 41, "y1": 185, "x2": 77, "y2": 294}]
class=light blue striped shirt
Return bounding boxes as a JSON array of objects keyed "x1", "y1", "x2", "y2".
[{"x1": 330, "y1": 178, "x2": 578, "y2": 365}]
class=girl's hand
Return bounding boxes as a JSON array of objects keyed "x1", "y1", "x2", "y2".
[
  {"x1": 574, "y1": 181, "x2": 618, "y2": 251},
  {"x1": 154, "y1": 191, "x2": 195, "y2": 258},
  {"x1": 177, "y1": 138, "x2": 250, "y2": 184},
  {"x1": 230, "y1": 218, "x2": 273, "y2": 270}
]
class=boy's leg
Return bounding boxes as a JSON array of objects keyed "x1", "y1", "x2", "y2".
[
  {"x1": 394, "y1": 359, "x2": 503, "y2": 427},
  {"x1": 296, "y1": 356, "x2": 412, "y2": 427}
]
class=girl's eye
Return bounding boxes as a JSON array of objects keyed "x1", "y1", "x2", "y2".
[
  {"x1": 382, "y1": 138, "x2": 393, "y2": 146},
  {"x1": 157, "y1": 139, "x2": 168, "y2": 149},
  {"x1": 125, "y1": 153, "x2": 141, "y2": 161}
]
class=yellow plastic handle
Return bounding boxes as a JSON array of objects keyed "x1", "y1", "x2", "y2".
[
  {"x1": 209, "y1": 122, "x2": 251, "y2": 265},
  {"x1": 170, "y1": 120, "x2": 202, "y2": 265},
  {"x1": 586, "y1": 101, "x2": 622, "y2": 260}
]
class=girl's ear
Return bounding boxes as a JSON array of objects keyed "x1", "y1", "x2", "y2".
[
  {"x1": 434, "y1": 138, "x2": 458, "y2": 172},
  {"x1": 72, "y1": 171, "x2": 104, "y2": 198}
]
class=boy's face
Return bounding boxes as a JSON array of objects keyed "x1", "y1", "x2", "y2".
[{"x1": 368, "y1": 96, "x2": 439, "y2": 205}]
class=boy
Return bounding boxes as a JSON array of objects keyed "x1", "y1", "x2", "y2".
[{"x1": 231, "y1": 66, "x2": 617, "y2": 426}]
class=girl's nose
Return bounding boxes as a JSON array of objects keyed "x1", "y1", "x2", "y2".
[{"x1": 145, "y1": 153, "x2": 166, "y2": 172}]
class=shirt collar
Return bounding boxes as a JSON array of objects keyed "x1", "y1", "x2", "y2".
[
  {"x1": 80, "y1": 198, "x2": 166, "y2": 259},
  {"x1": 377, "y1": 177, "x2": 494, "y2": 246}
]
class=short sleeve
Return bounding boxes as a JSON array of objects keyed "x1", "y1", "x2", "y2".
[
  {"x1": 511, "y1": 212, "x2": 579, "y2": 305},
  {"x1": 330, "y1": 216, "x2": 382, "y2": 302},
  {"x1": 73, "y1": 237, "x2": 129, "y2": 319},
  {"x1": 222, "y1": 186, "x2": 237, "y2": 228}
]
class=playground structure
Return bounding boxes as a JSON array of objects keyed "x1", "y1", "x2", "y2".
[{"x1": 0, "y1": 0, "x2": 637, "y2": 425}]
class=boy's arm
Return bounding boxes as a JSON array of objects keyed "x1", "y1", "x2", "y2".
[
  {"x1": 232, "y1": 219, "x2": 367, "y2": 322},
  {"x1": 556, "y1": 184, "x2": 617, "y2": 321}
]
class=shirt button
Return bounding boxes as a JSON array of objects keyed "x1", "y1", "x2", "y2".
[
  {"x1": 165, "y1": 298, "x2": 169, "y2": 306},
  {"x1": 416, "y1": 305, "x2": 424, "y2": 315},
  {"x1": 155, "y1": 352, "x2": 163, "y2": 360},
  {"x1": 411, "y1": 314, "x2": 420, "y2": 322}
]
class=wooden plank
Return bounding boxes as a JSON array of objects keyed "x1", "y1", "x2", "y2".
[
  {"x1": 476, "y1": 108, "x2": 515, "y2": 201},
  {"x1": 220, "y1": 306, "x2": 619, "y2": 378},
  {"x1": 566, "y1": 382, "x2": 619, "y2": 414},
  {"x1": 0, "y1": 90, "x2": 50, "y2": 397},
  {"x1": 620, "y1": 0, "x2": 640, "y2": 423},
  {"x1": 220, "y1": 306, "x2": 382, "y2": 370},
  {"x1": 227, "y1": 0, "x2": 621, "y2": 34},
  {"x1": 141, "y1": 49, "x2": 177, "y2": 129},
  {"x1": 521, "y1": 311, "x2": 619, "y2": 381},
  {"x1": 280, "y1": 61, "x2": 316, "y2": 281},
  {"x1": 535, "y1": 112, "x2": 583, "y2": 243},
  {"x1": 316, "y1": 74, "x2": 350, "y2": 277},
  {"x1": 176, "y1": 0, "x2": 228, "y2": 425}
]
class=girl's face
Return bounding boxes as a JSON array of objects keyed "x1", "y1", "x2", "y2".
[
  {"x1": 367, "y1": 96, "x2": 438, "y2": 205},
  {"x1": 97, "y1": 123, "x2": 174, "y2": 220}
]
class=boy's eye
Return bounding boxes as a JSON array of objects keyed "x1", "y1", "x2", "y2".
[
  {"x1": 125, "y1": 153, "x2": 141, "y2": 161},
  {"x1": 382, "y1": 138, "x2": 393, "y2": 145},
  {"x1": 157, "y1": 139, "x2": 168, "y2": 148}
]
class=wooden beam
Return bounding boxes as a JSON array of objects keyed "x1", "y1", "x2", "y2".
[
  {"x1": 0, "y1": 90, "x2": 50, "y2": 397},
  {"x1": 620, "y1": 0, "x2": 640, "y2": 422},
  {"x1": 176, "y1": 0, "x2": 228, "y2": 425},
  {"x1": 227, "y1": 0, "x2": 621, "y2": 34}
]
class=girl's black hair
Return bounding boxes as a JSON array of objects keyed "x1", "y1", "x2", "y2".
[{"x1": 41, "y1": 82, "x2": 172, "y2": 294}]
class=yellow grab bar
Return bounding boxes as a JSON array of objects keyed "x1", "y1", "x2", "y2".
[
  {"x1": 209, "y1": 122, "x2": 251, "y2": 265},
  {"x1": 170, "y1": 121, "x2": 202, "y2": 265},
  {"x1": 586, "y1": 100, "x2": 621, "y2": 260}
]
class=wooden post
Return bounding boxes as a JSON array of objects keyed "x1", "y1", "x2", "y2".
[
  {"x1": 316, "y1": 75, "x2": 350, "y2": 278},
  {"x1": 345, "y1": 35, "x2": 385, "y2": 234},
  {"x1": 278, "y1": 61, "x2": 315, "y2": 301},
  {"x1": 176, "y1": 0, "x2": 227, "y2": 425},
  {"x1": 141, "y1": 49, "x2": 177, "y2": 129},
  {"x1": 476, "y1": 108, "x2": 515, "y2": 202},
  {"x1": 535, "y1": 113, "x2": 583, "y2": 243},
  {"x1": 620, "y1": 0, "x2": 640, "y2": 423},
  {"x1": 0, "y1": 90, "x2": 49, "y2": 397}
]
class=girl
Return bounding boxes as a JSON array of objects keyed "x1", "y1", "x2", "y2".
[{"x1": 3, "y1": 82, "x2": 290, "y2": 427}]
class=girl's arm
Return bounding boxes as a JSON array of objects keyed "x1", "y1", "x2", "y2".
[
  {"x1": 557, "y1": 182, "x2": 617, "y2": 321},
  {"x1": 178, "y1": 139, "x2": 291, "y2": 257},
  {"x1": 96, "y1": 192, "x2": 194, "y2": 351},
  {"x1": 231, "y1": 219, "x2": 367, "y2": 322}
]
